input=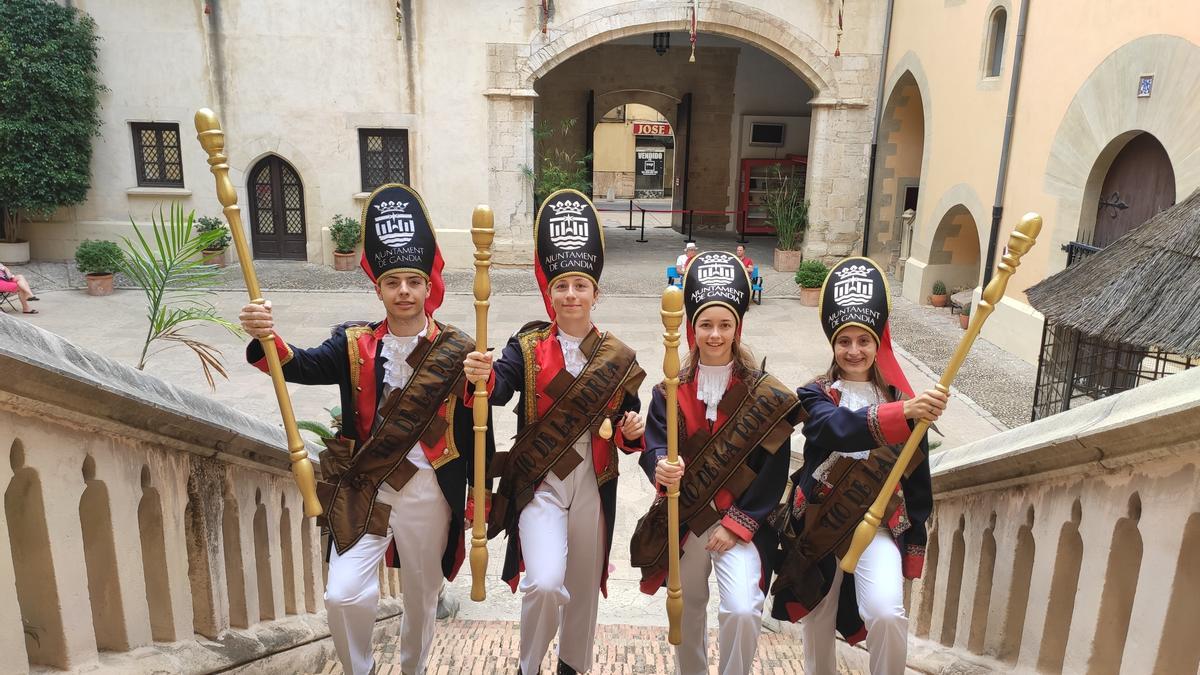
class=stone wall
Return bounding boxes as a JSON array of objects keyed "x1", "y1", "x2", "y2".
[{"x1": 0, "y1": 314, "x2": 404, "y2": 673}]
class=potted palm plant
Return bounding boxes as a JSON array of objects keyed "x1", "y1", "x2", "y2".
[
  {"x1": 763, "y1": 165, "x2": 808, "y2": 272},
  {"x1": 330, "y1": 214, "x2": 361, "y2": 271},
  {"x1": 194, "y1": 216, "x2": 232, "y2": 267},
  {"x1": 959, "y1": 302, "x2": 972, "y2": 329},
  {"x1": 795, "y1": 259, "x2": 829, "y2": 306},
  {"x1": 930, "y1": 280, "x2": 949, "y2": 307},
  {"x1": 75, "y1": 239, "x2": 124, "y2": 296}
]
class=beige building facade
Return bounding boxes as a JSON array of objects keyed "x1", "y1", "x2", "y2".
[
  {"x1": 20, "y1": 0, "x2": 1200, "y2": 364},
  {"x1": 23, "y1": 0, "x2": 884, "y2": 269},
  {"x1": 866, "y1": 1, "x2": 1200, "y2": 362}
]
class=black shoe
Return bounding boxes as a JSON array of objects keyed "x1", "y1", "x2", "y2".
[{"x1": 557, "y1": 660, "x2": 578, "y2": 675}]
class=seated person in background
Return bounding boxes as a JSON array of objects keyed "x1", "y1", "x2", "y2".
[
  {"x1": 675, "y1": 242, "x2": 698, "y2": 280},
  {"x1": 736, "y1": 245, "x2": 754, "y2": 272},
  {"x1": 0, "y1": 262, "x2": 39, "y2": 314}
]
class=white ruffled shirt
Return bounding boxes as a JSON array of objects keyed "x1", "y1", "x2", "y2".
[
  {"x1": 556, "y1": 328, "x2": 588, "y2": 378},
  {"x1": 811, "y1": 379, "x2": 883, "y2": 482},
  {"x1": 695, "y1": 361, "x2": 734, "y2": 422},
  {"x1": 557, "y1": 327, "x2": 593, "y2": 460},
  {"x1": 377, "y1": 320, "x2": 432, "y2": 469}
]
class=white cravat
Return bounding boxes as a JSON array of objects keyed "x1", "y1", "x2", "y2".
[
  {"x1": 695, "y1": 361, "x2": 733, "y2": 422},
  {"x1": 556, "y1": 328, "x2": 589, "y2": 377},
  {"x1": 378, "y1": 320, "x2": 432, "y2": 469}
]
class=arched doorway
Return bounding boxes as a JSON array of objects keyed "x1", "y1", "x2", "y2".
[
  {"x1": 533, "y1": 30, "x2": 815, "y2": 240},
  {"x1": 868, "y1": 70, "x2": 926, "y2": 276},
  {"x1": 1088, "y1": 133, "x2": 1175, "y2": 248},
  {"x1": 925, "y1": 205, "x2": 982, "y2": 300},
  {"x1": 248, "y1": 155, "x2": 308, "y2": 260},
  {"x1": 591, "y1": 102, "x2": 675, "y2": 201}
]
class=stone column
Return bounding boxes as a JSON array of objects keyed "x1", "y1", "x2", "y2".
[
  {"x1": 22, "y1": 433, "x2": 98, "y2": 668},
  {"x1": 486, "y1": 43, "x2": 537, "y2": 266},
  {"x1": 803, "y1": 100, "x2": 873, "y2": 263},
  {"x1": 0, "y1": 433, "x2": 30, "y2": 672},
  {"x1": 184, "y1": 457, "x2": 230, "y2": 639}
]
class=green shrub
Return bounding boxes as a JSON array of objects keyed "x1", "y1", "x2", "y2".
[
  {"x1": 961, "y1": 302, "x2": 972, "y2": 316},
  {"x1": 763, "y1": 165, "x2": 809, "y2": 251},
  {"x1": 794, "y1": 259, "x2": 830, "y2": 289},
  {"x1": 0, "y1": 0, "x2": 103, "y2": 243},
  {"x1": 194, "y1": 216, "x2": 231, "y2": 250},
  {"x1": 75, "y1": 239, "x2": 123, "y2": 276},
  {"x1": 330, "y1": 214, "x2": 362, "y2": 254},
  {"x1": 521, "y1": 118, "x2": 592, "y2": 206},
  {"x1": 932, "y1": 280, "x2": 947, "y2": 295}
]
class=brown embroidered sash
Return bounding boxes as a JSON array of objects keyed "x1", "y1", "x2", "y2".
[
  {"x1": 487, "y1": 331, "x2": 643, "y2": 538},
  {"x1": 770, "y1": 442, "x2": 922, "y2": 607},
  {"x1": 630, "y1": 372, "x2": 799, "y2": 571},
  {"x1": 319, "y1": 322, "x2": 474, "y2": 554}
]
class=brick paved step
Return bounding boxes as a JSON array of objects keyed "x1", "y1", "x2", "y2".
[{"x1": 310, "y1": 619, "x2": 862, "y2": 674}]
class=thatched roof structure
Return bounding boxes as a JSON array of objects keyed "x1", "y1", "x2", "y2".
[{"x1": 1026, "y1": 187, "x2": 1200, "y2": 357}]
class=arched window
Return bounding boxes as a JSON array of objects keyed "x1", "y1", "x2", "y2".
[{"x1": 985, "y1": 8, "x2": 1007, "y2": 78}]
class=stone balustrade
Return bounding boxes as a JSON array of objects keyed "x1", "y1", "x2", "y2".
[
  {"x1": 0, "y1": 315, "x2": 401, "y2": 674},
  {"x1": 884, "y1": 364, "x2": 1200, "y2": 674}
]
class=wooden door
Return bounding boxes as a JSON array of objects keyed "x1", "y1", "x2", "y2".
[
  {"x1": 248, "y1": 156, "x2": 307, "y2": 260},
  {"x1": 1093, "y1": 134, "x2": 1175, "y2": 248}
]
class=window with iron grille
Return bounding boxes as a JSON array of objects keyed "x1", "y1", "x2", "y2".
[
  {"x1": 359, "y1": 129, "x2": 410, "y2": 192},
  {"x1": 131, "y1": 122, "x2": 184, "y2": 188}
]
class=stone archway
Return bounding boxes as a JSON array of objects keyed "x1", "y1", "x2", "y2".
[
  {"x1": 925, "y1": 205, "x2": 983, "y2": 301},
  {"x1": 484, "y1": 0, "x2": 880, "y2": 264},
  {"x1": 903, "y1": 182, "x2": 988, "y2": 303},
  {"x1": 1043, "y1": 35, "x2": 1200, "y2": 270},
  {"x1": 590, "y1": 96, "x2": 678, "y2": 202},
  {"x1": 868, "y1": 66, "x2": 929, "y2": 275},
  {"x1": 1079, "y1": 132, "x2": 1175, "y2": 249}
]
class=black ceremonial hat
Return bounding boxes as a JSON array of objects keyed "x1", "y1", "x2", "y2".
[
  {"x1": 534, "y1": 189, "x2": 605, "y2": 319},
  {"x1": 819, "y1": 256, "x2": 890, "y2": 344},
  {"x1": 360, "y1": 183, "x2": 445, "y2": 314},
  {"x1": 683, "y1": 250, "x2": 751, "y2": 327}
]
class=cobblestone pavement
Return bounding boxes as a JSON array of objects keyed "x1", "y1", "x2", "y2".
[
  {"x1": 8, "y1": 248, "x2": 1034, "y2": 430},
  {"x1": 9, "y1": 217, "x2": 799, "y2": 298},
  {"x1": 886, "y1": 291, "x2": 1037, "y2": 430},
  {"x1": 308, "y1": 620, "x2": 856, "y2": 674}
]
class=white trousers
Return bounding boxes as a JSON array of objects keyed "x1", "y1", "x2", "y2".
[
  {"x1": 517, "y1": 443, "x2": 604, "y2": 673},
  {"x1": 324, "y1": 469, "x2": 450, "y2": 675},
  {"x1": 801, "y1": 528, "x2": 908, "y2": 675},
  {"x1": 676, "y1": 524, "x2": 765, "y2": 675}
]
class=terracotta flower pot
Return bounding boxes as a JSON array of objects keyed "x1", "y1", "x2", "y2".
[
  {"x1": 333, "y1": 251, "x2": 358, "y2": 271},
  {"x1": 959, "y1": 313, "x2": 970, "y2": 329},
  {"x1": 930, "y1": 293, "x2": 949, "y2": 307},
  {"x1": 201, "y1": 248, "x2": 227, "y2": 267},
  {"x1": 773, "y1": 248, "x2": 803, "y2": 273},
  {"x1": 800, "y1": 287, "x2": 821, "y2": 306},
  {"x1": 85, "y1": 273, "x2": 114, "y2": 296}
]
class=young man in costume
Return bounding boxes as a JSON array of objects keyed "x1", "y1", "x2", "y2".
[
  {"x1": 630, "y1": 250, "x2": 801, "y2": 675},
  {"x1": 769, "y1": 257, "x2": 947, "y2": 674},
  {"x1": 462, "y1": 189, "x2": 646, "y2": 674},
  {"x1": 238, "y1": 184, "x2": 491, "y2": 675}
]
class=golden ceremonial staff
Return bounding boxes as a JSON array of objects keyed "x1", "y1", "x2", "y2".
[
  {"x1": 194, "y1": 109, "x2": 322, "y2": 518},
  {"x1": 660, "y1": 285, "x2": 685, "y2": 645},
  {"x1": 470, "y1": 205, "x2": 494, "y2": 602},
  {"x1": 839, "y1": 213, "x2": 1042, "y2": 573}
]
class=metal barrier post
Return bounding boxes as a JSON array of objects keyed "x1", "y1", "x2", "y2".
[
  {"x1": 637, "y1": 207, "x2": 648, "y2": 243},
  {"x1": 627, "y1": 199, "x2": 634, "y2": 230},
  {"x1": 737, "y1": 210, "x2": 748, "y2": 243},
  {"x1": 686, "y1": 210, "x2": 695, "y2": 243}
]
